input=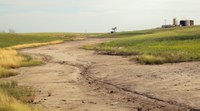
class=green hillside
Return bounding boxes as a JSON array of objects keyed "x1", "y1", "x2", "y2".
[{"x1": 84, "y1": 26, "x2": 200, "y2": 64}]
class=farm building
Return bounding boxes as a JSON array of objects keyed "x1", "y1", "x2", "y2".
[
  {"x1": 161, "y1": 18, "x2": 194, "y2": 28},
  {"x1": 180, "y1": 20, "x2": 194, "y2": 26}
]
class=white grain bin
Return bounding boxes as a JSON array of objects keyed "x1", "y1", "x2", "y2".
[{"x1": 186, "y1": 20, "x2": 191, "y2": 26}]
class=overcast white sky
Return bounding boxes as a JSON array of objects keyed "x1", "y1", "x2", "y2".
[{"x1": 0, "y1": 0, "x2": 199, "y2": 33}]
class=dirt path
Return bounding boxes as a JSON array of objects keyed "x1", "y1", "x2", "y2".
[{"x1": 7, "y1": 38, "x2": 200, "y2": 111}]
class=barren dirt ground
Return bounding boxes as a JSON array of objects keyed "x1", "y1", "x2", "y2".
[{"x1": 7, "y1": 38, "x2": 200, "y2": 111}]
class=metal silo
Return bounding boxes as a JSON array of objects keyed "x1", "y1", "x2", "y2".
[
  {"x1": 190, "y1": 20, "x2": 194, "y2": 26},
  {"x1": 186, "y1": 20, "x2": 190, "y2": 26},
  {"x1": 173, "y1": 18, "x2": 178, "y2": 26},
  {"x1": 180, "y1": 20, "x2": 186, "y2": 26}
]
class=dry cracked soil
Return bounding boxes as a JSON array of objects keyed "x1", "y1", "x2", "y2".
[{"x1": 6, "y1": 38, "x2": 200, "y2": 111}]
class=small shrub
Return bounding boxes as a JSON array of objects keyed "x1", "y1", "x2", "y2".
[
  {"x1": 136, "y1": 52, "x2": 194, "y2": 64},
  {"x1": 137, "y1": 55, "x2": 166, "y2": 64}
]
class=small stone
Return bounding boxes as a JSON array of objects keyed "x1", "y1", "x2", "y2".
[
  {"x1": 137, "y1": 107, "x2": 142, "y2": 111},
  {"x1": 33, "y1": 101, "x2": 41, "y2": 104},
  {"x1": 127, "y1": 98, "x2": 132, "y2": 102},
  {"x1": 61, "y1": 99, "x2": 66, "y2": 102},
  {"x1": 109, "y1": 90, "x2": 114, "y2": 94},
  {"x1": 136, "y1": 75, "x2": 142, "y2": 77},
  {"x1": 88, "y1": 101, "x2": 97, "y2": 104},
  {"x1": 82, "y1": 100, "x2": 85, "y2": 103}
]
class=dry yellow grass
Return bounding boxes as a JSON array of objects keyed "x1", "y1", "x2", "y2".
[
  {"x1": 0, "y1": 89, "x2": 41, "y2": 111},
  {"x1": 0, "y1": 67, "x2": 17, "y2": 78},
  {"x1": 0, "y1": 40, "x2": 64, "y2": 77},
  {"x1": 0, "y1": 49, "x2": 25, "y2": 68},
  {"x1": 8, "y1": 40, "x2": 64, "y2": 50},
  {"x1": 0, "y1": 49, "x2": 40, "y2": 110}
]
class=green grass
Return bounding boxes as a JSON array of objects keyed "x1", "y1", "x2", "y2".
[
  {"x1": 0, "y1": 33, "x2": 82, "y2": 48},
  {"x1": 94, "y1": 27, "x2": 179, "y2": 38},
  {"x1": 20, "y1": 55, "x2": 43, "y2": 67},
  {"x1": 84, "y1": 26, "x2": 200, "y2": 64}
]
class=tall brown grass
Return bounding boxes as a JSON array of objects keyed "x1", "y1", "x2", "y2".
[
  {"x1": 0, "y1": 49, "x2": 25, "y2": 68},
  {"x1": 0, "y1": 40, "x2": 64, "y2": 78},
  {"x1": 0, "y1": 67, "x2": 17, "y2": 78},
  {"x1": 0, "y1": 89, "x2": 41, "y2": 111}
]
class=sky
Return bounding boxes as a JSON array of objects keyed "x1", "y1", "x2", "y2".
[{"x1": 0, "y1": 0, "x2": 199, "y2": 33}]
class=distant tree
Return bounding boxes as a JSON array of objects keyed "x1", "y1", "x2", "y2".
[
  {"x1": 110, "y1": 27, "x2": 117, "y2": 34},
  {"x1": 0, "y1": 30, "x2": 5, "y2": 33},
  {"x1": 9, "y1": 29, "x2": 15, "y2": 33}
]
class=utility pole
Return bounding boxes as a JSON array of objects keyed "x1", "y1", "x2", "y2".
[{"x1": 164, "y1": 19, "x2": 167, "y2": 25}]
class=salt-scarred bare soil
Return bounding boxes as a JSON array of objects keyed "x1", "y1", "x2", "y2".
[{"x1": 7, "y1": 38, "x2": 200, "y2": 111}]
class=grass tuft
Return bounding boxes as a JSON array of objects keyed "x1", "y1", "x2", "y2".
[
  {"x1": 0, "y1": 81, "x2": 35, "y2": 103},
  {"x1": 0, "y1": 67, "x2": 18, "y2": 78},
  {"x1": 136, "y1": 55, "x2": 166, "y2": 64},
  {"x1": 0, "y1": 81, "x2": 41, "y2": 111},
  {"x1": 136, "y1": 52, "x2": 191, "y2": 64}
]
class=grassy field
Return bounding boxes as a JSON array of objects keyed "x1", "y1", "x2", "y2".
[
  {"x1": 0, "y1": 32, "x2": 88, "y2": 48},
  {"x1": 0, "y1": 32, "x2": 88, "y2": 111},
  {"x1": 84, "y1": 26, "x2": 200, "y2": 64},
  {"x1": 0, "y1": 32, "x2": 70, "y2": 78}
]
